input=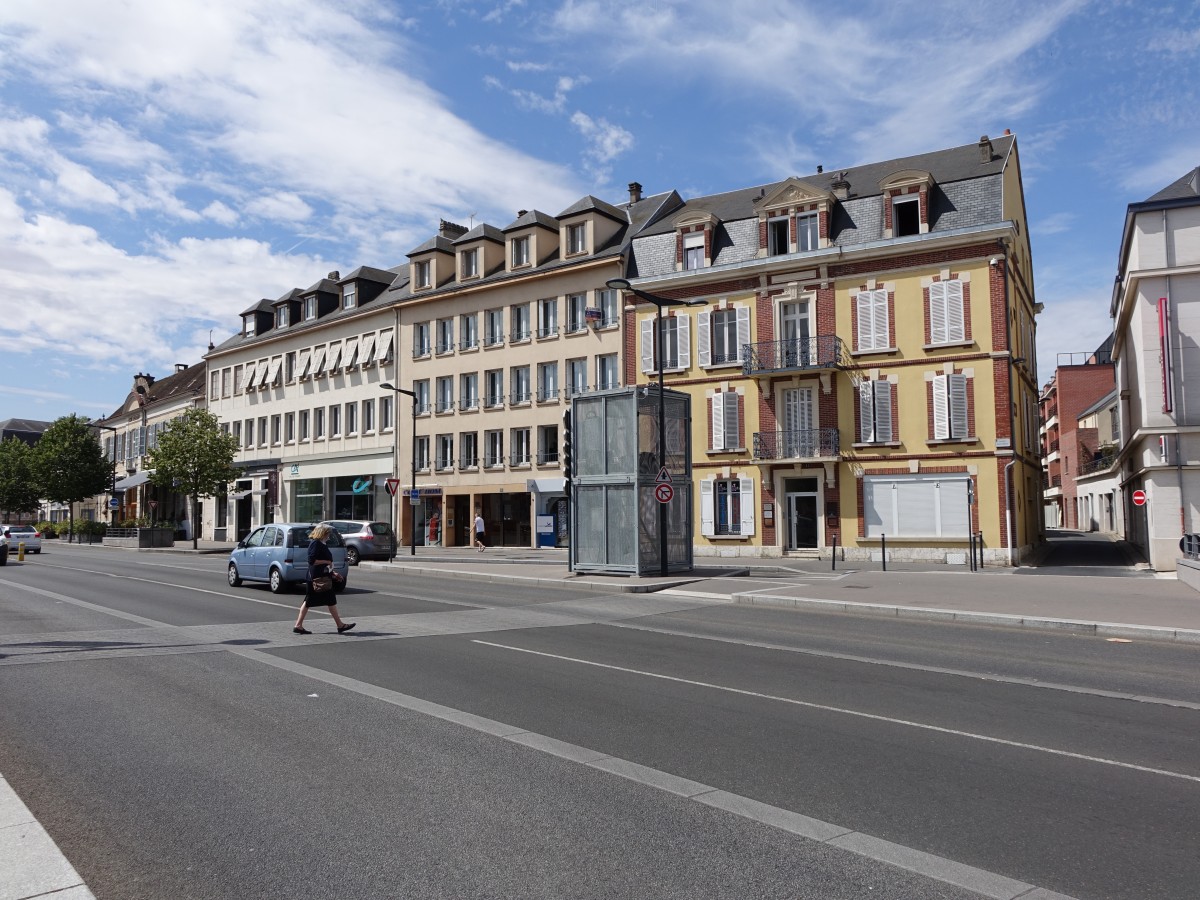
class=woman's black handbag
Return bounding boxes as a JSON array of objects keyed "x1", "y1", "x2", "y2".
[{"x1": 312, "y1": 575, "x2": 333, "y2": 592}]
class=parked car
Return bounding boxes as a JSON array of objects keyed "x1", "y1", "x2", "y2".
[
  {"x1": 227, "y1": 523, "x2": 349, "y2": 594},
  {"x1": 321, "y1": 520, "x2": 396, "y2": 565},
  {"x1": 1, "y1": 524, "x2": 42, "y2": 554}
]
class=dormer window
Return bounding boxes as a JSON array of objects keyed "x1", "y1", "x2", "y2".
[
  {"x1": 893, "y1": 196, "x2": 920, "y2": 237},
  {"x1": 512, "y1": 235, "x2": 530, "y2": 267},
  {"x1": 767, "y1": 216, "x2": 789, "y2": 256},
  {"x1": 797, "y1": 213, "x2": 819, "y2": 251},
  {"x1": 415, "y1": 260, "x2": 431, "y2": 289},
  {"x1": 567, "y1": 223, "x2": 586, "y2": 255},
  {"x1": 244, "y1": 316, "x2": 256, "y2": 337},
  {"x1": 304, "y1": 296, "x2": 317, "y2": 321},
  {"x1": 462, "y1": 248, "x2": 479, "y2": 279},
  {"x1": 683, "y1": 233, "x2": 705, "y2": 270},
  {"x1": 275, "y1": 306, "x2": 288, "y2": 329},
  {"x1": 342, "y1": 282, "x2": 357, "y2": 309}
]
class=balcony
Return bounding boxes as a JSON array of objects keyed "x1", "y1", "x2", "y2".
[
  {"x1": 743, "y1": 336, "x2": 846, "y2": 377},
  {"x1": 1078, "y1": 454, "x2": 1116, "y2": 476},
  {"x1": 753, "y1": 428, "x2": 840, "y2": 461}
]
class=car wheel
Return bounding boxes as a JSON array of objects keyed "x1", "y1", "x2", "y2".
[
  {"x1": 33, "y1": 548, "x2": 41, "y2": 554},
  {"x1": 227, "y1": 563, "x2": 242, "y2": 587},
  {"x1": 269, "y1": 568, "x2": 288, "y2": 594},
  {"x1": 345, "y1": 547, "x2": 360, "y2": 566}
]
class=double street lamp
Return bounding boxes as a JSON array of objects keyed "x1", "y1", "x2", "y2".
[
  {"x1": 381, "y1": 382, "x2": 417, "y2": 557},
  {"x1": 606, "y1": 278, "x2": 706, "y2": 576}
]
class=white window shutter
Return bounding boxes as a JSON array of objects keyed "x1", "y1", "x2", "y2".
[
  {"x1": 933, "y1": 375, "x2": 949, "y2": 439},
  {"x1": 859, "y1": 380, "x2": 875, "y2": 442},
  {"x1": 739, "y1": 477, "x2": 756, "y2": 536},
  {"x1": 856, "y1": 293, "x2": 873, "y2": 350},
  {"x1": 711, "y1": 394, "x2": 724, "y2": 450},
  {"x1": 945, "y1": 280, "x2": 965, "y2": 342},
  {"x1": 700, "y1": 478, "x2": 715, "y2": 537},
  {"x1": 949, "y1": 373, "x2": 969, "y2": 438},
  {"x1": 640, "y1": 319, "x2": 655, "y2": 373},
  {"x1": 874, "y1": 381, "x2": 893, "y2": 442},
  {"x1": 929, "y1": 282, "x2": 947, "y2": 344},
  {"x1": 872, "y1": 291, "x2": 889, "y2": 350},
  {"x1": 736, "y1": 306, "x2": 751, "y2": 363},
  {"x1": 724, "y1": 392, "x2": 740, "y2": 449},
  {"x1": 697, "y1": 311, "x2": 711, "y2": 367},
  {"x1": 678, "y1": 314, "x2": 691, "y2": 369}
]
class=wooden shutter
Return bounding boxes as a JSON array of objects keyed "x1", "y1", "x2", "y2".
[
  {"x1": 711, "y1": 394, "x2": 724, "y2": 450},
  {"x1": 859, "y1": 380, "x2": 874, "y2": 442},
  {"x1": 874, "y1": 381, "x2": 893, "y2": 442},
  {"x1": 678, "y1": 314, "x2": 691, "y2": 369},
  {"x1": 872, "y1": 291, "x2": 889, "y2": 350},
  {"x1": 697, "y1": 311, "x2": 711, "y2": 367},
  {"x1": 736, "y1": 306, "x2": 751, "y2": 363},
  {"x1": 945, "y1": 280, "x2": 965, "y2": 342},
  {"x1": 856, "y1": 292, "x2": 873, "y2": 350},
  {"x1": 700, "y1": 478, "x2": 715, "y2": 537},
  {"x1": 739, "y1": 477, "x2": 755, "y2": 537},
  {"x1": 724, "y1": 393, "x2": 740, "y2": 449},
  {"x1": 949, "y1": 373, "x2": 969, "y2": 439},
  {"x1": 929, "y1": 282, "x2": 948, "y2": 344},
  {"x1": 933, "y1": 375, "x2": 949, "y2": 439},
  {"x1": 640, "y1": 319, "x2": 655, "y2": 373}
]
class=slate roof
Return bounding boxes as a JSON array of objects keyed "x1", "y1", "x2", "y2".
[
  {"x1": 340, "y1": 265, "x2": 398, "y2": 285},
  {"x1": 502, "y1": 209, "x2": 559, "y2": 232},
  {"x1": 239, "y1": 297, "x2": 275, "y2": 316},
  {"x1": 453, "y1": 223, "x2": 505, "y2": 245},
  {"x1": 0, "y1": 418, "x2": 52, "y2": 443},
  {"x1": 556, "y1": 194, "x2": 626, "y2": 222},
  {"x1": 302, "y1": 277, "x2": 339, "y2": 295},
  {"x1": 407, "y1": 235, "x2": 455, "y2": 256},
  {"x1": 100, "y1": 364, "x2": 207, "y2": 421},
  {"x1": 1143, "y1": 167, "x2": 1200, "y2": 203}
]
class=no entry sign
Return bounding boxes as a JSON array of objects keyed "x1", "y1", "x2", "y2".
[
  {"x1": 654, "y1": 483, "x2": 674, "y2": 504},
  {"x1": 1132, "y1": 489, "x2": 1147, "y2": 507}
]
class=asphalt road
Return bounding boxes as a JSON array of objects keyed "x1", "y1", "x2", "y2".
[{"x1": 1, "y1": 543, "x2": 1197, "y2": 899}]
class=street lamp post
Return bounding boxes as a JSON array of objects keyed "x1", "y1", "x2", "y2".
[
  {"x1": 89, "y1": 422, "x2": 119, "y2": 527},
  {"x1": 381, "y1": 382, "x2": 418, "y2": 556},
  {"x1": 606, "y1": 278, "x2": 705, "y2": 576}
]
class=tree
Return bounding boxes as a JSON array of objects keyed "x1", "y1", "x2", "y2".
[
  {"x1": 145, "y1": 408, "x2": 240, "y2": 550},
  {"x1": 31, "y1": 414, "x2": 113, "y2": 541},
  {"x1": 0, "y1": 437, "x2": 41, "y2": 519}
]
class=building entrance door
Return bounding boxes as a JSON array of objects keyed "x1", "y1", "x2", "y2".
[{"x1": 784, "y1": 476, "x2": 820, "y2": 550}]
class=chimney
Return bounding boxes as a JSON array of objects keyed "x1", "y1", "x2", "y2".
[
  {"x1": 627, "y1": 181, "x2": 643, "y2": 204},
  {"x1": 175, "y1": 363, "x2": 188, "y2": 373},
  {"x1": 831, "y1": 171, "x2": 850, "y2": 201},
  {"x1": 978, "y1": 135, "x2": 993, "y2": 163},
  {"x1": 327, "y1": 270, "x2": 340, "y2": 281},
  {"x1": 517, "y1": 209, "x2": 528, "y2": 218},
  {"x1": 438, "y1": 219, "x2": 469, "y2": 239},
  {"x1": 1003, "y1": 128, "x2": 1011, "y2": 136},
  {"x1": 816, "y1": 165, "x2": 823, "y2": 174}
]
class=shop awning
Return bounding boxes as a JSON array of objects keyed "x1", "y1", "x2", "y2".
[
  {"x1": 114, "y1": 471, "x2": 152, "y2": 491},
  {"x1": 526, "y1": 478, "x2": 566, "y2": 494}
]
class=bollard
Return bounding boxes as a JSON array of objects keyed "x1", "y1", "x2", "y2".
[
  {"x1": 969, "y1": 533, "x2": 976, "y2": 571},
  {"x1": 881, "y1": 534, "x2": 887, "y2": 571},
  {"x1": 831, "y1": 533, "x2": 838, "y2": 571},
  {"x1": 977, "y1": 532, "x2": 984, "y2": 569},
  {"x1": 18, "y1": 541, "x2": 25, "y2": 562}
]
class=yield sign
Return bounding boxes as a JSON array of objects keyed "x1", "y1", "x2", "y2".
[
  {"x1": 385, "y1": 478, "x2": 402, "y2": 496},
  {"x1": 656, "y1": 466, "x2": 673, "y2": 484}
]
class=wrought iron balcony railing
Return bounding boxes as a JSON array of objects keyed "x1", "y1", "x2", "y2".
[
  {"x1": 753, "y1": 427, "x2": 840, "y2": 461},
  {"x1": 743, "y1": 336, "x2": 846, "y2": 376},
  {"x1": 1077, "y1": 454, "x2": 1115, "y2": 476}
]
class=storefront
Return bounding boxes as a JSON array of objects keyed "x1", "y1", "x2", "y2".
[{"x1": 282, "y1": 450, "x2": 394, "y2": 529}]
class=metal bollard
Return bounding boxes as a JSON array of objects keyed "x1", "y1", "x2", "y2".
[
  {"x1": 969, "y1": 533, "x2": 976, "y2": 571},
  {"x1": 831, "y1": 533, "x2": 838, "y2": 571},
  {"x1": 977, "y1": 532, "x2": 984, "y2": 569},
  {"x1": 881, "y1": 534, "x2": 887, "y2": 571}
]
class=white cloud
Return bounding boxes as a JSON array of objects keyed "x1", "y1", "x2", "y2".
[
  {"x1": 202, "y1": 200, "x2": 239, "y2": 226},
  {"x1": 1032, "y1": 212, "x2": 1076, "y2": 237},
  {"x1": 244, "y1": 191, "x2": 313, "y2": 223}
]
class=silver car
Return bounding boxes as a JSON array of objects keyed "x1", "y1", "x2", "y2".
[
  {"x1": 1, "y1": 524, "x2": 42, "y2": 554},
  {"x1": 227, "y1": 523, "x2": 350, "y2": 594}
]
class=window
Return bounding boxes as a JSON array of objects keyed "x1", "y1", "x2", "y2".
[
  {"x1": 299, "y1": 410, "x2": 310, "y2": 442},
  {"x1": 567, "y1": 222, "x2": 586, "y2": 254},
  {"x1": 538, "y1": 425, "x2": 559, "y2": 464},
  {"x1": 485, "y1": 430, "x2": 504, "y2": 467},
  {"x1": 699, "y1": 307, "x2": 748, "y2": 366},
  {"x1": 598, "y1": 288, "x2": 618, "y2": 326},
  {"x1": 363, "y1": 398, "x2": 375, "y2": 433},
  {"x1": 855, "y1": 289, "x2": 890, "y2": 352},
  {"x1": 314, "y1": 407, "x2": 325, "y2": 440},
  {"x1": 304, "y1": 296, "x2": 317, "y2": 321},
  {"x1": 381, "y1": 396, "x2": 393, "y2": 432},
  {"x1": 460, "y1": 313, "x2": 478, "y2": 350},
  {"x1": 511, "y1": 366, "x2": 531, "y2": 404},
  {"x1": 510, "y1": 428, "x2": 531, "y2": 465},
  {"x1": 330, "y1": 405, "x2": 341, "y2": 438},
  {"x1": 797, "y1": 213, "x2": 819, "y2": 252},
  {"x1": 864, "y1": 475, "x2": 969, "y2": 537},
  {"x1": 244, "y1": 316, "x2": 256, "y2": 337},
  {"x1": 257, "y1": 417, "x2": 268, "y2": 447},
  {"x1": 285, "y1": 351, "x2": 296, "y2": 383},
  {"x1": 859, "y1": 380, "x2": 893, "y2": 443},
  {"x1": 233, "y1": 421, "x2": 242, "y2": 447},
  {"x1": 892, "y1": 195, "x2": 920, "y2": 237},
  {"x1": 276, "y1": 306, "x2": 288, "y2": 328},
  {"x1": 461, "y1": 248, "x2": 479, "y2": 278},
  {"x1": 270, "y1": 415, "x2": 282, "y2": 446},
  {"x1": 597, "y1": 354, "x2": 618, "y2": 389},
  {"x1": 234, "y1": 365, "x2": 244, "y2": 393},
  {"x1": 700, "y1": 477, "x2": 755, "y2": 537},
  {"x1": 567, "y1": 358, "x2": 588, "y2": 396},
  {"x1": 485, "y1": 309, "x2": 504, "y2": 346},
  {"x1": 567, "y1": 293, "x2": 588, "y2": 333},
  {"x1": 415, "y1": 436, "x2": 430, "y2": 471},
  {"x1": 538, "y1": 362, "x2": 558, "y2": 401},
  {"x1": 414, "y1": 380, "x2": 430, "y2": 414},
  {"x1": 413, "y1": 322, "x2": 431, "y2": 357},
  {"x1": 932, "y1": 373, "x2": 970, "y2": 440},
  {"x1": 640, "y1": 315, "x2": 690, "y2": 372},
  {"x1": 342, "y1": 282, "x2": 356, "y2": 309},
  {"x1": 928, "y1": 280, "x2": 965, "y2": 344},
  {"x1": 512, "y1": 235, "x2": 530, "y2": 267},
  {"x1": 538, "y1": 298, "x2": 558, "y2": 337},
  {"x1": 244, "y1": 419, "x2": 255, "y2": 448},
  {"x1": 460, "y1": 432, "x2": 478, "y2": 469},
  {"x1": 282, "y1": 412, "x2": 294, "y2": 444},
  {"x1": 436, "y1": 435, "x2": 454, "y2": 470},
  {"x1": 346, "y1": 402, "x2": 358, "y2": 435},
  {"x1": 415, "y1": 259, "x2": 431, "y2": 289},
  {"x1": 436, "y1": 376, "x2": 453, "y2": 413},
  {"x1": 437, "y1": 318, "x2": 454, "y2": 354},
  {"x1": 460, "y1": 373, "x2": 479, "y2": 410},
  {"x1": 210, "y1": 372, "x2": 219, "y2": 400},
  {"x1": 767, "y1": 216, "x2": 789, "y2": 255},
  {"x1": 221, "y1": 369, "x2": 230, "y2": 397},
  {"x1": 684, "y1": 233, "x2": 704, "y2": 270},
  {"x1": 711, "y1": 392, "x2": 740, "y2": 451},
  {"x1": 485, "y1": 370, "x2": 504, "y2": 408},
  {"x1": 511, "y1": 304, "x2": 530, "y2": 342}
]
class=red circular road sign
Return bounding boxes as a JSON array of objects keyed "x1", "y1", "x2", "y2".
[
  {"x1": 1132, "y1": 489, "x2": 1147, "y2": 506},
  {"x1": 654, "y1": 483, "x2": 674, "y2": 504}
]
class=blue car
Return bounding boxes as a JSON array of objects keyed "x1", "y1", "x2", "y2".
[{"x1": 227, "y1": 523, "x2": 350, "y2": 594}]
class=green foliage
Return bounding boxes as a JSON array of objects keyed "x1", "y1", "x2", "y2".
[
  {"x1": 77, "y1": 520, "x2": 107, "y2": 537},
  {"x1": 31, "y1": 415, "x2": 112, "y2": 506},
  {"x1": 34, "y1": 520, "x2": 57, "y2": 537},
  {"x1": 146, "y1": 408, "x2": 240, "y2": 548},
  {"x1": 0, "y1": 437, "x2": 42, "y2": 516}
]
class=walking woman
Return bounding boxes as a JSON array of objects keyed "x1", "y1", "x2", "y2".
[{"x1": 293, "y1": 523, "x2": 355, "y2": 635}]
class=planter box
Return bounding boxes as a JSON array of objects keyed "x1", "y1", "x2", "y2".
[{"x1": 103, "y1": 527, "x2": 176, "y2": 549}]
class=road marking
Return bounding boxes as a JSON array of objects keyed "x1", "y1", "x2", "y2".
[
  {"x1": 605, "y1": 621, "x2": 1200, "y2": 711},
  {"x1": 471, "y1": 639, "x2": 1200, "y2": 785},
  {"x1": 236, "y1": 647, "x2": 1079, "y2": 900}
]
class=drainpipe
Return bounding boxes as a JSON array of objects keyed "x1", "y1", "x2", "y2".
[
  {"x1": 1164, "y1": 209, "x2": 1186, "y2": 539},
  {"x1": 1000, "y1": 253, "x2": 1018, "y2": 566}
]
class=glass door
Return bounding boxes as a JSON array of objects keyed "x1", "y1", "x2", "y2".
[
  {"x1": 780, "y1": 300, "x2": 811, "y2": 367},
  {"x1": 782, "y1": 387, "x2": 814, "y2": 458},
  {"x1": 786, "y1": 493, "x2": 819, "y2": 549}
]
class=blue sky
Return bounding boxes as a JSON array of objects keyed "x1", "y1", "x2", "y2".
[{"x1": 1, "y1": 0, "x2": 1197, "y2": 423}]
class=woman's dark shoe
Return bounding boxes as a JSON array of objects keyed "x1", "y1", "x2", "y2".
[
  {"x1": 293, "y1": 627, "x2": 311, "y2": 635},
  {"x1": 337, "y1": 623, "x2": 356, "y2": 634}
]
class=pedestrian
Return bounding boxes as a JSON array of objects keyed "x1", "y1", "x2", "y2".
[
  {"x1": 428, "y1": 511, "x2": 440, "y2": 546},
  {"x1": 293, "y1": 523, "x2": 355, "y2": 635},
  {"x1": 474, "y1": 511, "x2": 486, "y2": 551}
]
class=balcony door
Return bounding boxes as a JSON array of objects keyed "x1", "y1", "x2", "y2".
[
  {"x1": 782, "y1": 387, "x2": 814, "y2": 458},
  {"x1": 780, "y1": 300, "x2": 811, "y2": 367}
]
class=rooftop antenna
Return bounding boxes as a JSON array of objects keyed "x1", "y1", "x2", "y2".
[
  {"x1": 208, "y1": 329, "x2": 215, "y2": 351},
  {"x1": 468, "y1": 212, "x2": 477, "y2": 228}
]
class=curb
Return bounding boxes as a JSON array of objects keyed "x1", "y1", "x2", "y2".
[
  {"x1": 363, "y1": 562, "x2": 749, "y2": 594},
  {"x1": 731, "y1": 593, "x2": 1200, "y2": 644}
]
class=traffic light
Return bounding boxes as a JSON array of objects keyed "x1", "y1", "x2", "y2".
[{"x1": 561, "y1": 408, "x2": 572, "y2": 482}]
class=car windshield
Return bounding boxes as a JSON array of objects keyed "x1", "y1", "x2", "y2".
[{"x1": 369, "y1": 523, "x2": 392, "y2": 536}]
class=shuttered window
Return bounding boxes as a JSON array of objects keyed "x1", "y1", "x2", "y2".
[
  {"x1": 932, "y1": 374, "x2": 970, "y2": 440},
  {"x1": 929, "y1": 280, "x2": 965, "y2": 344},
  {"x1": 863, "y1": 475, "x2": 970, "y2": 538},
  {"x1": 858, "y1": 380, "x2": 893, "y2": 443},
  {"x1": 700, "y1": 477, "x2": 755, "y2": 537},
  {"x1": 711, "y1": 392, "x2": 741, "y2": 451},
  {"x1": 856, "y1": 290, "x2": 889, "y2": 351}
]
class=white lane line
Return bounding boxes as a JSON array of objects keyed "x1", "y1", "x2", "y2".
[
  {"x1": 471, "y1": 639, "x2": 1200, "y2": 785},
  {"x1": 605, "y1": 621, "x2": 1200, "y2": 711}
]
